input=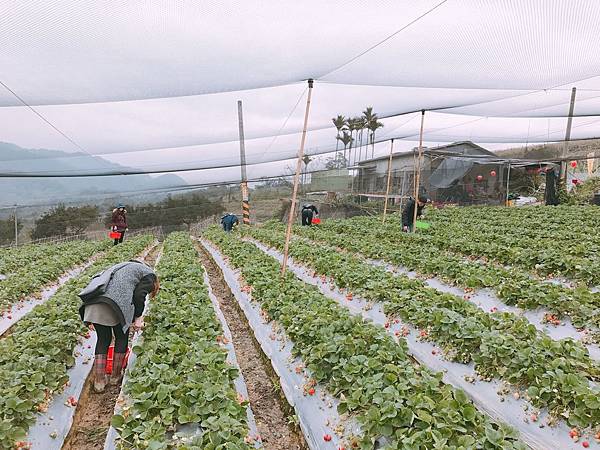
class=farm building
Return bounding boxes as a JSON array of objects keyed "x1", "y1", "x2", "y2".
[{"x1": 355, "y1": 141, "x2": 507, "y2": 205}]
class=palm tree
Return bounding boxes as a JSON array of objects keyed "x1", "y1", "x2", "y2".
[
  {"x1": 348, "y1": 117, "x2": 362, "y2": 166},
  {"x1": 363, "y1": 106, "x2": 384, "y2": 159},
  {"x1": 368, "y1": 118, "x2": 384, "y2": 159},
  {"x1": 332, "y1": 115, "x2": 346, "y2": 161},
  {"x1": 337, "y1": 131, "x2": 353, "y2": 168}
]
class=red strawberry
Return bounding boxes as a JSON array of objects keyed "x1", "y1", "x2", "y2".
[
  {"x1": 308, "y1": 388, "x2": 315, "y2": 396},
  {"x1": 582, "y1": 442, "x2": 589, "y2": 448},
  {"x1": 324, "y1": 434, "x2": 332, "y2": 442}
]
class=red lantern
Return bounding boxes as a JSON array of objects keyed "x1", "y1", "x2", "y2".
[
  {"x1": 489, "y1": 170, "x2": 497, "y2": 177},
  {"x1": 570, "y1": 161, "x2": 577, "y2": 168},
  {"x1": 476, "y1": 175, "x2": 483, "y2": 181}
]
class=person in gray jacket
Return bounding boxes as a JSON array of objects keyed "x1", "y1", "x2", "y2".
[{"x1": 79, "y1": 260, "x2": 159, "y2": 392}]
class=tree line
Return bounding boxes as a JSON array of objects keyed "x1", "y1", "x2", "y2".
[{"x1": 1, "y1": 193, "x2": 223, "y2": 242}]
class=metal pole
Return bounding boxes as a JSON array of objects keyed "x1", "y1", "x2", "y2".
[
  {"x1": 382, "y1": 139, "x2": 395, "y2": 223},
  {"x1": 238, "y1": 100, "x2": 250, "y2": 225},
  {"x1": 412, "y1": 110, "x2": 426, "y2": 232},
  {"x1": 282, "y1": 79, "x2": 314, "y2": 276},
  {"x1": 505, "y1": 163, "x2": 511, "y2": 206},
  {"x1": 14, "y1": 205, "x2": 18, "y2": 247},
  {"x1": 561, "y1": 87, "x2": 577, "y2": 183}
]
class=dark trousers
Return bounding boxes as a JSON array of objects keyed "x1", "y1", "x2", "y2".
[
  {"x1": 113, "y1": 230, "x2": 125, "y2": 245},
  {"x1": 94, "y1": 324, "x2": 129, "y2": 355},
  {"x1": 301, "y1": 209, "x2": 313, "y2": 226},
  {"x1": 222, "y1": 222, "x2": 233, "y2": 232}
]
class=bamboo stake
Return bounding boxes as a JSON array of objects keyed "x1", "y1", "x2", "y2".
[
  {"x1": 281, "y1": 79, "x2": 314, "y2": 276},
  {"x1": 382, "y1": 139, "x2": 395, "y2": 223},
  {"x1": 412, "y1": 110, "x2": 426, "y2": 232}
]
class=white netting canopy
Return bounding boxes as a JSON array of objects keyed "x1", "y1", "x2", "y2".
[{"x1": 2, "y1": 0, "x2": 600, "y2": 204}]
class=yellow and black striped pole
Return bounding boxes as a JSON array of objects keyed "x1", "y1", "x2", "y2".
[
  {"x1": 238, "y1": 100, "x2": 251, "y2": 225},
  {"x1": 241, "y1": 182, "x2": 250, "y2": 225}
]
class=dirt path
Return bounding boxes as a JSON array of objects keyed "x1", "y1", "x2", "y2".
[
  {"x1": 62, "y1": 242, "x2": 162, "y2": 450},
  {"x1": 197, "y1": 243, "x2": 307, "y2": 450}
]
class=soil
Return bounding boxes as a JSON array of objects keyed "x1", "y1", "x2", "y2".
[
  {"x1": 62, "y1": 242, "x2": 162, "y2": 450},
  {"x1": 197, "y1": 243, "x2": 307, "y2": 450}
]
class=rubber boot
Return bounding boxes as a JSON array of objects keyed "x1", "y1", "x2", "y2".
[
  {"x1": 110, "y1": 352, "x2": 127, "y2": 386},
  {"x1": 92, "y1": 354, "x2": 108, "y2": 393}
]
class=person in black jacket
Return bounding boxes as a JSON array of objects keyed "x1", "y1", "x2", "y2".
[
  {"x1": 301, "y1": 204, "x2": 319, "y2": 226},
  {"x1": 401, "y1": 196, "x2": 429, "y2": 232},
  {"x1": 79, "y1": 261, "x2": 159, "y2": 392}
]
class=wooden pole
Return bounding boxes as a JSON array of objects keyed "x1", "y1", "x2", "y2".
[
  {"x1": 412, "y1": 110, "x2": 426, "y2": 232},
  {"x1": 281, "y1": 79, "x2": 314, "y2": 276},
  {"x1": 237, "y1": 100, "x2": 250, "y2": 225},
  {"x1": 505, "y1": 163, "x2": 511, "y2": 206},
  {"x1": 382, "y1": 139, "x2": 395, "y2": 223}
]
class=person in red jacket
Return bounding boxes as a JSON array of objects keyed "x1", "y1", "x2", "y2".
[{"x1": 111, "y1": 204, "x2": 128, "y2": 245}]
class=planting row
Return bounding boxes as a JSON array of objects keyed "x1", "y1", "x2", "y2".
[
  {"x1": 205, "y1": 228, "x2": 527, "y2": 449},
  {"x1": 280, "y1": 219, "x2": 600, "y2": 342},
  {"x1": 425, "y1": 206, "x2": 600, "y2": 267},
  {"x1": 0, "y1": 235, "x2": 153, "y2": 449},
  {"x1": 247, "y1": 227, "x2": 600, "y2": 432},
  {"x1": 111, "y1": 232, "x2": 253, "y2": 449},
  {"x1": 0, "y1": 239, "x2": 110, "y2": 311},
  {"x1": 422, "y1": 225, "x2": 599, "y2": 285},
  {"x1": 0, "y1": 241, "x2": 96, "y2": 275}
]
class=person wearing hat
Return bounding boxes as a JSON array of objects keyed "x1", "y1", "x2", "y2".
[
  {"x1": 301, "y1": 203, "x2": 319, "y2": 226},
  {"x1": 401, "y1": 195, "x2": 429, "y2": 232},
  {"x1": 111, "y1": 204, "x2": 128, "y2": 245},
  {"x1": 220, "y1": 212, "x2": 239, "y2": 233}
]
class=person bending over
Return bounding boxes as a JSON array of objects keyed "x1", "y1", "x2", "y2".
[
  {"x1": 221, "y1": 213, "x2": 239, "y2": 232},
  {"x1": 401, "y1": 196, "x2": 429, "y2": 232},
  {"x1": 79, "y1": 260, "x2": 159, "y2": 392},
  {"x1": 301, "y1": 203, "x2": 319, "y2": 226}
]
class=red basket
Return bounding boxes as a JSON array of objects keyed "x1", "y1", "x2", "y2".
[
  {"x1": 311, "y1": 217, "x2": 321, "y2": 225},
  {"x1": 109, "y1": 231, "x2": 122, "y2": 239},
  {"x1": 105, "y1": 345, "x2": 131, "y2": 374}
]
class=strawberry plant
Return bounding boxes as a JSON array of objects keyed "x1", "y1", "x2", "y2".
[
  {"x1": 112, "y1": 232, "x2": 251, "y2": 449},
  {"x1": 204, "y1": 228, "x2": 527, "y2": 449},
  {"x1": 247, "y1": 226, "x2": 600, "y2": 430},
  {"x1": 0, "y1": 235, "x2": 153, "y2": 449},
  {"x1": 0, "y1": 239, "x2": 110, "y2": 311},
  {"x1": 276, "y1": 218, "x2": 600, "y2": 343}
]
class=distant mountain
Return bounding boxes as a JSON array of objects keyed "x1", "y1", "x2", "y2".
[{"x1": 0, "y1": 142, "x2": 188, "y2": 208}]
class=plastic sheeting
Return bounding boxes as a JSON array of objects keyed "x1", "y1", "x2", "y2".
[
  {"x1": 200, "y1": 238, "x2": 361, "y2": 449},
  {"x1": 365, "y1": 258, "x2": 600, "y2": 361},
  {"x1": 3, "y1": 1, "x2": 600, "y2": 193},
  {"x1": 249, "y1": 239, "x2": 600, "y2": 450},
  {"x1": 2, "y1": 1, "x2": 600, "y2": 104},
  {"x1": 203, "y1": 270, "x2": 262, "y2": 447}
]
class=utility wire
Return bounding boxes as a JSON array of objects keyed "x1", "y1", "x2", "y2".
[{"x1": 0, "y1": 79, "x2": 97, "y2": 159}]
